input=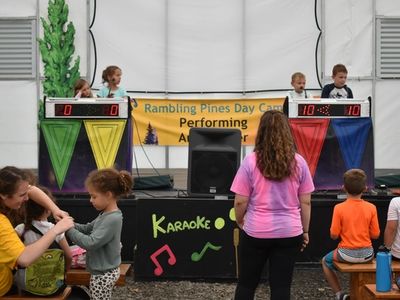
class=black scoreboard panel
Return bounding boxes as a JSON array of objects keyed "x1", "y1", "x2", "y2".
[
  {"x1": 288, "y1": 98, "x2": 370, "y2": 118},
  {"x1": 45, "y1": 98, "x2": 129, "y2": 119}
]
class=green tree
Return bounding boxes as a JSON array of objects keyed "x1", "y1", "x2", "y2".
[
  {"x1": 144, "y1": 123, "x2": 159, "y2": 145},
  {"x1": 38, "y1": 0, "x2": 80, "y2": 97}
]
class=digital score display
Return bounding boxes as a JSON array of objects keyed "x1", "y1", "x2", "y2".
[
  {"x1": 297, "y1": 103, "x2": 361, "y2": 117},
  {"x1": 45, "y1": 98, "x2": 129, "y2": 119},
  {"x1": 54, "y1": 103, "x2": 119, "y2": 117}
]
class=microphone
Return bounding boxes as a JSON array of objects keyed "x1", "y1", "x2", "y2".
[{"x1": 107, "y1": 88, "x2": 113, "y2": 98}]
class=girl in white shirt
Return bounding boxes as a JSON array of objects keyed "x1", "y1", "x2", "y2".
[{"x1": 14, "y1": 186, "x2": 72, "y2": 269}]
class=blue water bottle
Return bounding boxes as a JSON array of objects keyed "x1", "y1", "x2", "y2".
[{"x1": 376, "y1": 245, "x2": 392, "y2": 292}]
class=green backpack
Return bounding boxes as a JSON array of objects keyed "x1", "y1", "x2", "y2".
[{"x1": 14, "y1": 226, "x2": 65, "y2": 296}]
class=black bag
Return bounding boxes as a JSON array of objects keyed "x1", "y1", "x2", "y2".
[{"x1": 133, "y1": 175, "x2": 174, "y2": 190}]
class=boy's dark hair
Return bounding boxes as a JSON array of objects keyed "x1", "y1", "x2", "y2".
[
  {"x1": 343, "y1": 169, "x2": 366, "y2": 196},
  {"x1": 332, "y1": 64, "x2": 348, "y2": 76}
]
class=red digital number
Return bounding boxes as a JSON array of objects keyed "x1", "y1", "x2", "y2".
[
  {"x1": 302, "y1": 104, "x2": 315, "y2": 116},
  {"x1": 63, "y1": 104, "x2": 72, "y2": 116},
  {"x1": 103, "y1": 104, "x2": 119, "y2": 116},
  {"x1": 110, "y1": 104, "x2": 118, "y2": 116},
  {"x1": 345, "y1": 105, "x2": 361, "y2": 116}
]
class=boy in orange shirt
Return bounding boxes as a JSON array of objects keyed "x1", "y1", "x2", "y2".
[{"x1": 322, "y1": 169, "x2": 380, "y2": 300}]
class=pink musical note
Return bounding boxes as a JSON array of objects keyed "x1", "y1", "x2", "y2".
[{"x1": 150, "y1": 244, "x2": 177, "y2": 276}]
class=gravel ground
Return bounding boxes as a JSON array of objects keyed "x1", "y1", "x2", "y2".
[{"x1": 110, "y1": 265, "x2": 350, "y2": 300}]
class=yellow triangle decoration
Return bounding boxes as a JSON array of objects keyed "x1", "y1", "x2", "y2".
[{"x1": 84, "y1": 120, "x2": 127, "y2": 169}]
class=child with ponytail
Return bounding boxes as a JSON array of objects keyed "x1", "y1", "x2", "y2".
[
  {"x1": 67, "y1": 168, "x2": 133, "y2": 300},
  {"x1": 97, "y1": 66, "x2": 127, "y2": 98}
]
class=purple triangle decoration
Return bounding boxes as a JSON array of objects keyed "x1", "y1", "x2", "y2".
[{"x1": 331, "y1": 118, "x2": 372, "y2": 169}]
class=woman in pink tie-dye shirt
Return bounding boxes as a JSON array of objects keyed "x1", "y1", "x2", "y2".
[{"x1": 231, "y1": 110, "x2": 314, "y2": 300}]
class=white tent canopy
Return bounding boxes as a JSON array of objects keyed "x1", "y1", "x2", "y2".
[{"x1": 0, "y1": 0, "x2": 399, "y2": 170}]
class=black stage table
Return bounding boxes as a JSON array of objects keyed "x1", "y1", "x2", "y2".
[{"x1": 56, "y1": 191, "x2": 394, "y2": 280}]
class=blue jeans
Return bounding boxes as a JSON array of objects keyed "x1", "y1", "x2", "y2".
[{"x1": 234, "y1": 231, "x2": 303, "y2": 300}]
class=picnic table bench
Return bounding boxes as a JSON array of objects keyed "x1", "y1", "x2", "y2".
[
  {"x1": 65, "y1": 263, "x2": 132, "y2": 286},
  {"x1": 363, "y1": 284, "x2": 400, "y2": 299},
  {"x1": 334, "y1": 260, "x2": 400, "y2": 300}
]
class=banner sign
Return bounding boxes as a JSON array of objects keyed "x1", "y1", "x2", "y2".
[
  {"x1": 132, "y1": 98, "x2": 284, "y2": 145},
  {"x1": 135, "y1": 198, "x2": 239, "y2": 279}
]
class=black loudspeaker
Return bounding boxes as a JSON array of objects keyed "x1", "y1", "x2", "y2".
[{"x1": 188, "y1": 128, "x2": 242, "y2": 198}]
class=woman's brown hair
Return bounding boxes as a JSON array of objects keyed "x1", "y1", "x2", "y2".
[
  {"x1": 0, "y1": 166, "x2": 31, "y2": 221},
  {"x1": 254, "y1": 110, "x2": 296, "y2": 180}
]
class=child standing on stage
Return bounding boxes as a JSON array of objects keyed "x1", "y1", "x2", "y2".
[
  {"x1": 74, "y1": 79, "x2": 94, "y2": 98},
  {"x1": 67, "y1": 168, "x2": 133, "y2": 300},
  {"x1": 287, "y1": 72, "x2": 312, "y2": 99},
  {"x1": 322, "y1": 169, "x2": 380, "y2": 300},
  {"x1": 321, "y1": 64, "x2": 354, "y2": 99},
  {"x1": 97, "y1": 66, "x2": 128, "y2": 98}
]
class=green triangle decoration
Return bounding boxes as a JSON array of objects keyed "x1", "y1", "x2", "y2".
[{"x1": 41, "y1": 120, "x2": 81, "y2": 189}]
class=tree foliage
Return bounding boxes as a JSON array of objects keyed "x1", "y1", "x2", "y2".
[
  {"x1": 144, "y1": 123, "x2": 159, "y2": 145},
  {"x1": 38, "y1": 0, "x2": 80, "y2": 97}
]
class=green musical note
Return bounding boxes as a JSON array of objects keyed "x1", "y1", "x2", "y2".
[{"x1": 191, "y1": 242, "x2": 222, "y2": 262}]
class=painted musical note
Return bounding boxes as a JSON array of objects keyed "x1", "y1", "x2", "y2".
[
  {"x1": 150, "y1": 244, "x2": 177, "y2": 276},
  {"x1": 191, "y1": 242, "x2": 222, "y2": 262}
]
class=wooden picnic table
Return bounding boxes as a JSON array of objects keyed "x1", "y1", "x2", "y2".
[
  {"x1": 334, "y1": 260, "x2": 400, "y2": 300},
  {"x1": 363, "y1": 283, "x2": 400, "y2": 299},
  {"x1": 65, "y1": 263, "x2": 131, "y2": 286}
]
